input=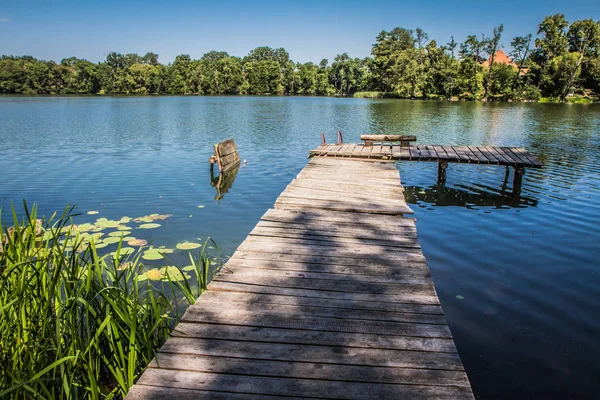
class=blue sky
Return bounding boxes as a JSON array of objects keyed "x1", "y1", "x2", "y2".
[{"x1": 0, "y1": 0, "x2": 598, "y2": 64}]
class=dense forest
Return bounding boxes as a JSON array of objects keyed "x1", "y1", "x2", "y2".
[{"x1": 1, "y1": 14, "x2": 599, "y2": 102}]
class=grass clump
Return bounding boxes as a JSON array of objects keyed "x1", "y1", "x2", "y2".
[{"x1": 0, "y1": 202, "x2": 220, "y2": 399}]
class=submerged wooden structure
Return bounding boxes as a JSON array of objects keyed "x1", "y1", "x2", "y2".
[
  {"x1": 209, "y1": 138, "x2": 241, "y2": 173},
  {"x1": 127, "y1": 157, "x2": 475, "y2": 399}
]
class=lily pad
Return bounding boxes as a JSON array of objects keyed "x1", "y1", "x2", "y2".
[
  {"x1": 119, "y1": 217, "x2": 132, "y2": 224},
  {"x1": 157, "y1": 246, "x2": 174, "y2": 253},
  {"x1": 134, "y1": 214, "x2": 172, "y2": 223},
  {"x1": 117, "y1": 261, "x2": 133, "y2": 270},
  {"x1": 456, "y1": 295, "x2": 464, "y2": 300},
  {"x1": 138, "y1": 266, "x2": 189, "y2": 282},
  {"x1": 117, "y1": 225, "x2": 132, "y2": 231},
  {"x1": 87, "y1": 211, "x2": 99, "y2": 215},
  {"x1": 94, "y1": 242, "x2": 109, "y2": 249},
  {"x1": 111, "y1": 247, "x2": 135, "y2": 257},
  {"x1": 142, "y1": 248, "x2": 164, "y2": 260},
  {"x1": 123, "y1": 236, "x2": 136, "y2": 241},
  {"x1": 182, "y1": 265, "x2": 196, "y2": 271},
  {"x1": 103, "y1": 237, "x2": 122, "y2": 245},
  {"x1": 95, "y1": 218, "x2": 121, "y2": 229},
  {"x1": 176, "y1": 241, "x2": 201, "y2": 250},
  {"x1": 134, "y1": 216, "x2": 153, "y2": 223},
  {"x1": 109, "y1": 231, "x2": 131, "y2": 237},
  {"x1": 128, "y1": 239, "x2": 148, "y2": 246},
  {"x1": 139, "y1": 223, "x2": 161, "y2": 229},
  {"x1": 197, "y1": 205, "x2": 205, "y2": 209}
]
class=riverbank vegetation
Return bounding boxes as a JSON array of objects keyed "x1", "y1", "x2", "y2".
[
  {"x1": 0, "y1": 14, "x2": 598, "y2": 102},
  {"x1": 0, "y1": 203, "x2": 219, "y2": 399}
]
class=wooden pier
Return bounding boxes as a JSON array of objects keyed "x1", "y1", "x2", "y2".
[
  {"x1": 127, "y1": 157, "x2": 474, "y2": 399},
  {"x1": 310, "y1": 143, "x2": 543, "y2": 188}
]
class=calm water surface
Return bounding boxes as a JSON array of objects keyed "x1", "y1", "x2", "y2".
[{"x1": 1, "y1": 96, "x2": 599, "y2": 399}]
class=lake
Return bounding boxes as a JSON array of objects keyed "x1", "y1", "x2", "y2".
[{"x1": 1, "y1": 96, "x2": 599, "y2": 399}]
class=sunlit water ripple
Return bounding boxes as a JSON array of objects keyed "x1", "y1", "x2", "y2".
[{"x1": 1, "y1": 96, "x2": 599, "y2": 399}]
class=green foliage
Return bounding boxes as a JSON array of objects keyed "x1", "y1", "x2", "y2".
[
  {"x1": 0, "y1": 203, "x2": 221, "y2": 398},
  {"x1": 1, "y1": 14, "x2": 600, "y2": 101}
]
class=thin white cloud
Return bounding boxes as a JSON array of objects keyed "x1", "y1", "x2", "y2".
[{"x1": 0, "y1": 17, "x2": 9, "y2": 23}]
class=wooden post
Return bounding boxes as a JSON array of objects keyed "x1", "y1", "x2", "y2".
[
  {"x1": 503, "y1": 165, "x2": 510, "y2": 183},
  {"x1": 337, "y1": 130, "x2": 344, "y2": 145},
  {"x1": 401, "y1": 140, "x2": 410, "y2": 148},
  {"x1": 321, "y1": 132, "x2": 326, "y2": 146},
  {"x1": 437, "y1": 161, "x2": 448, "y2": 185},
  {"x1": 364, "y1": 140, "x2": 373, "y2": 147},
  {"x1": 513, "y1": 166, "x2": 525, "y2": 191},
  {"x1": 209, "y1": 156, "x2": 217, "y2": 172}
]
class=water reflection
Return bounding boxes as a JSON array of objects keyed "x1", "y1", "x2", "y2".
[
  {"x1": 405, "y1": 183, "x2": 538, "y2": 208},
  {"x1": 210, "y1": 163, "x2": 241, "y2": 201}
]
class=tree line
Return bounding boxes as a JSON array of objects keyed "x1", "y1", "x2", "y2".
[{"x1": 1, "y1": 14, "x2": 598, "y2": 102}]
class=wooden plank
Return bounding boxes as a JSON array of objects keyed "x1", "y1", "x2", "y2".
[
  {"x1": 408, "y1": 146, "x2": 420, "y2": 159},
  {"x1": 255, "y1": 220, "x2": 417, "y2": 237},
  {"x1": 184, "y1": 298, "x2": 446, "y2": 325},
  {"x1": 476, "y1": 146, "x2": 499, "y2": 163},
  {"x1": 503, "y1": 147, "x2": 530, "y2": 166},
  {"x1": 441, "y1": 145, "x2": 460, "y2": 161},
  {"x1": 261, "y1": 208, "x2": 416, "y2": 226},
  {"x1": 127, "y1": 385, "x2": 281, "y2": 400},
  {"x1": 224, "y1": 255, "x2": 428, "y2": 279},
  {"x1": 393, "y1": 146, "x2": 411, "y2": 159},
  {"x1": 360, "y1": 134, "x2": 417, "y2": 142},
  {"x1": 514, "y1": 147, "x2": 543, "y2": 167},
  {"x1": 496, "y1": 147, "x2": 520, "y2": 164},
  {"x1": 466, "y1": 147, "x2": 489, "y2": 163},
  {"x1": 135, "y1": 369, "x2": 474, "y2": 400},
  {"x1": 274, "y1": 197, "x2": 413, "y2": 215},
  {"x1": 208, "y1": 281, "x2": 439, "y2": 305},
  {"x1": 149, "y1": 353, "x2": 470, "y2": 386},
  {"x1": 451, "y1": 146, "x2": 472, "y2": 162},
  {"x1": 417, "y1": 145, "x2": 431, "y2": 159},
  {"x1": 484, "y1": 146, "x2": 511, "y2": 164},
  {"x1": 158, "y1": 338, "x2": 462, "y2": 368},
  {"x1": 432, "y1": 145, "x2": 449, "y2": 160}
]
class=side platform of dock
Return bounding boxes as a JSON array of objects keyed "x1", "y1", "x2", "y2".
[{"x1": 127, "y1": 157, "x2": 475, "y2": 399}]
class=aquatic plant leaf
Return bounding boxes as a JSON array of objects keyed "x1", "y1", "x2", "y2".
[
  {"x1": 111, "y1": 247, "x2": 135, "y2": 257},
  {"x1": 197, "y1": 205, "x2": 205, "y2": 208},
  {"x1": 123, "y1": 236, "x2": 136, "y2": 241},
  {"x1": 119, "y1": 217, "x2": 132, "y2": 224},
  {"x1": 108, "y1": 231, "x2": 128, "y2": 237},
  {"x1": 128, "y1": 239, "x2": 148, "y2": 246},
  {"x1": 139, "y1": 223, "x2": 161, "y2": 229},
  {"x1": 456, "y1": 295, "x2": 464, "y2": 300},
  {"x1": 176, "y1": 241, "x2": 201, "y2": 250},
  {"x1": 182, "y1": 265, "x2": 195, "y2": 271},
  {"x1": 103, "y1": 237, "x2": 122, "y2": 245},
  {"x1": 141, "y1": 248, "x2": 164, "y2": 260},
  {"x1": 87, "y1": 211, "x2": 99, "y2": 215},
  {"x1": 117, "y1": 225, "x2": 132, "y2": 231},
  {"x1": 159, "y1": 266, "x2": 190, "y2": 282}
]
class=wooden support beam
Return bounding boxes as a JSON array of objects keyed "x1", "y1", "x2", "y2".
[{"x1": 437, "y1": 161, "x2": 448, "y2": 185}]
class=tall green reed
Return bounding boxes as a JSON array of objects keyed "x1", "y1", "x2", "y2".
[{"x1": 0, "y1": 202, "x2": 220, "y2": 399}]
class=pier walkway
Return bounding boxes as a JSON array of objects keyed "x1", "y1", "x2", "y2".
[{"x1": 127, "y1": 157, "x2": 474, "y2": 399}]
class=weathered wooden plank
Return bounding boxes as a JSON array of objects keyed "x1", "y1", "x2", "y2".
[
  {"x1": 185, "y1": 298, "x2": 446, "y2": 325},
  {"x1": 287, "y1": 180, "x2": 406, "y2": 196},
  {"x1": 159, "y1": 338, "x2": 462, "y2": 368},
  {"x1": 409, "y1": 146, "x2": 421, "y2": 159},
  {"x1": 432, "y1": 145, "x2": 449, "y2": 160},
  {"x1": 228, "y1": 250, "x2": 427, "y2": 270},
  {"x1": 149, "y1": 353, "x2": 470, "y2": 386},
  {"x1": 360, "y1": 134, "x2": 417, "y2": 142},
  {"x1": 278, "y1": 188, "x2": 407, "y2": 205},
  {"x1": 274, "y1": 197, "x2": 414, "y2": 215},
  {"x1": 208, "y1": 281, "x2": 439, "y2": 305},
  {"x1": 254, "y1": 221, "x2": 417, "y2": 238},
  {"x1": 503, "y1": 147, "x2": 530, "y2": 166},
  {"x1": 441, "y1": 145, "x2": 460, "y2": 161},
  {"x1": 484, "y1": 146, "x2": 511, "y2": 164},
  {"x1": 261, "y1": 208, "x2": 415, "y2": 226},
  {"x1": 126, "y1": 385, "x2": 282, "y2": 400},
  {"x1": 194, "y1": 289, "x2": 441, "y2": 314},
  {"x1": 224, "y1": 256, "x2": 428, "y2": 279},
  {"x1": 514, "y1": 147, "x2": 543, "y2": 167},
  {"x1": 476, "y1": 146, "x2": 499, "y2": 163},
  {"x1": 135, "y1": 369, "x2": 474, "y2": 399},
  {"x1": 248, "y1": 228, "x2": 420, "y2": 250},
  {"x1": 468, "y1": 147, "x2": 489, "y2": 163},
  {"x1": 496, "y1": 147, "x2": 520, "y2": 164},
  {"x1": 213, "y1": 269, "x2": 434, "y2": 296}
]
